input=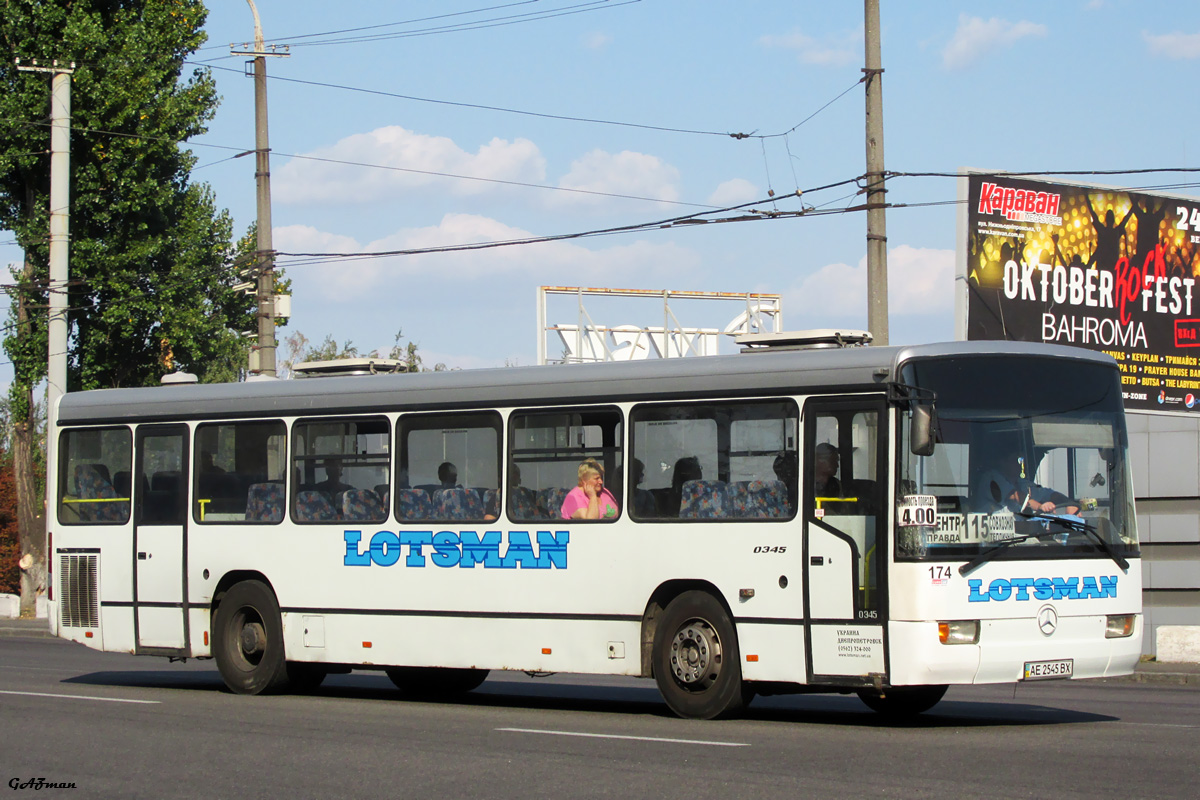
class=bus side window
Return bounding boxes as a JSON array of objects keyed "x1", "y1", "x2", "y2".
[
  {"x1": 58, "y1": 427, "x2": 132, "y2": 525},
  {"x1": 397, "y1": 412, "x2": 501, "y2": 523},
  {"x1": 291, "y1": 416, "x2": 390, "y2": 524},
  {"x1": 193, "y1": 420, "x2": 286, "y2": 524},
  {"x1": 508, "y1": 407, "x2": 623, "y2": 522},
  {"x1": 630, "y1": 400, "x2": 796, "y2": 521}
]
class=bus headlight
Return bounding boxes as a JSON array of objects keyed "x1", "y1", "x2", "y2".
[
  {"x1": 1105, "y1": 614, "x2": 1135, "y2": 638},
  {"x1": 938, "y1": 620, "x2": 979, "y2": 644}
]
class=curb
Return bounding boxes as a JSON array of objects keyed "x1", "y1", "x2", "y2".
[
  {"x1": 0, "y1": 622, "x2": 53, "y2": 639},
  {"x1": 1095, "y1": 671, "x2": 1200, "y2": 687}
]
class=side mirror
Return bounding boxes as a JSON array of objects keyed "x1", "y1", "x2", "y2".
[{"x1": 910, "y1": 403, "x2": 937, "y2": 457}]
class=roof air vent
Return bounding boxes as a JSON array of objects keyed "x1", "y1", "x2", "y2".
[
  {"x1": 291, "y1": 358, "x2": 408, "y2": 378},
  {"x1": 736, "y1": 329, "x2": 873, "y2": 352}
]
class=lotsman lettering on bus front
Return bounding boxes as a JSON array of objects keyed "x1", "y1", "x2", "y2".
[
  {"x1": 343, "y1": 529, "x2": 569, "y2": 569},
  {"x1": 967, "y1": 576, "x2": 1118, "y2": 602}
]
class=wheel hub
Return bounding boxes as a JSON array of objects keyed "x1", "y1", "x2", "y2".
[
  {"x1": 240, "y1": 621, "x2": 266, "y2": 657},
  {"x1": 669, "y1": 620, "x2": 721, "y2": 684}
]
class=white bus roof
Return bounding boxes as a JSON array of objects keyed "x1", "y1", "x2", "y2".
[{"x1": 55, "y1": 340, "x2": 1116, "y2": 426}]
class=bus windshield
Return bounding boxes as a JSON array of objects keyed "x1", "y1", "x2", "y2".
[{"x1": 896, "y1": 354, "x2": 1139, "y2": 563}]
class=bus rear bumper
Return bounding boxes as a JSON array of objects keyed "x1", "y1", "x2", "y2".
[{"x1": 888, "y1": 616, "x2": 1143, "y2": 686}]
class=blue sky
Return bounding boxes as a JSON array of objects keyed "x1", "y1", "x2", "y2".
[{"x1": 6, "y1": 0, "x2": 1200, "y2": 378}]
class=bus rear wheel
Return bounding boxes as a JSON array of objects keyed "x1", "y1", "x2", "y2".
[
  {"x1": 653, "y1": 591, "x2": 747, "y2": 720},
  {"x1": 385, "y1": 666, "x2": 489, "y2": 695},
  {"x1": 213, "y1": 580, "x2": 289, "y2": 695},
  {"x1": 857, "y1": 685, "x2": 948, "y2": 717}
]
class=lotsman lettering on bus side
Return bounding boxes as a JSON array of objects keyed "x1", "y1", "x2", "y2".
[
  {"x1": 967, "y1": 575, "x2": 1118, "y2": 602},
  {"x1": 343, "y1": 529, "x2": 569, "y2": 569}
]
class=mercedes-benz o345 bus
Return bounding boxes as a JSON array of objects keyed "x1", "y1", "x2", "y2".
[{"x1": 46, "y1": 336, "x2": 1141, "y2": 719}]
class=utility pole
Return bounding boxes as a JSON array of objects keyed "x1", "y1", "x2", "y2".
[
  {"x1": 14, "y1": 58, "x2": 73, "y2": 618},
  {"x1": 864, "y1": 0, "x2": 889, "y2": 346},
  {"x1": 15, "y1": 59, "x2": 73, "y2": 414},
  {"x1": 232, "y1": 1, "x2": 288, "y2": 376}
]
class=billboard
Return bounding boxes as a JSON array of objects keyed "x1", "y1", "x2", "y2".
[{"x1": 959, "y1": 171, "x2": 1200, "y2": 413}]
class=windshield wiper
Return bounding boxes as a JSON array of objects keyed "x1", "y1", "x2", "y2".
[
  {"x1": 957, "y1": 528, "x2": 1064, "y2": 576},
  {"x1": 1021, "y1": 512, "x2": 1130, "y2": 572},
  {"x1": 957, "y1": 513, "x2": 1129, "y2": 576}
]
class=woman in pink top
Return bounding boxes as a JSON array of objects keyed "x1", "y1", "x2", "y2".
[{"x1": 560, "y1": 458, "x2": 618, "y2": 520}]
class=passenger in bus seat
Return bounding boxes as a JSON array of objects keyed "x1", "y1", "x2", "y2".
[
  {"x1": 668, "y1": 456, "x2": 702, "y2": 515},
  {"x1": 631, "y1": 459, "x2": 656, "y2": 517},
  {"x1": 438, "y1": 462, "x2": 459, "y2": 488},
  {"x1": 773, "y1": 451, "x2": 798, "y2": 511},
  {"x1": 199, "y1": 451, "x2": 225, "y2": 474},
  {"x1": 315, "y1": 459, "x2": 354, "y2": 497},
  {"x1": 561, "y1": 458, "x2": 618, "y2": 520},
  {"x1": 813, "y1": 443, "x2": 842, "y2": 498}
]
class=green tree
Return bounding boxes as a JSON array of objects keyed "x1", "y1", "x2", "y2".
[{"x1": 0, "y1": 1, "x2": 257, "y2": 613}]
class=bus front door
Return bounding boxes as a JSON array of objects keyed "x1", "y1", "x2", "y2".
[
  {"x1": 803, "y1": 398, "x2": 887, "y2": 685},
  {"x1": 133, "y1": 425, "x2": 189, "y2": 654}
]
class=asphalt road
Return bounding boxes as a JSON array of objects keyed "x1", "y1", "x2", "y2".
[{"x1": 1, "y1": 636, "x2": 1197, "y2": 799}]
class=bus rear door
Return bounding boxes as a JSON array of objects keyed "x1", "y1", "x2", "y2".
[{"x1": 133, "y1": 425, "x2": 189, "y2": 654}]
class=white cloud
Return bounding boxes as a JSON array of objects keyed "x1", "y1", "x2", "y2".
[
  {"x1": 582, "y1": 31, "x2": 612, "y2": 50},
  {"x1": 708, "y1": 178, "x2": 759, "y2": 207},
  {"x1": 785, "y1": 246, "x2": 955, "y2": 323},
  {"x1": 942, "y1": 15, "x2": 1048, "y2": 69},
  {"x1": 1143, "y1": 31, "x2": 1200, "y2": 59},
  {"x1": 274, "y1": 126, "x2": 546, "y2": 205},
  {"x1": 276, "y1": 214, "x2": 701, "y2": 301},
  {"x1": 555, "y1": 149, "x2": 681, "y2": 206},
  {"x1": 759, "y1": 29, "x2": 860, "y2": 66}
]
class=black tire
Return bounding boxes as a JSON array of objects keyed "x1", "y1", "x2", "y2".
[
  {"x1": 212, "y1": 581, "x2": 290, "y2": 695},
  {"x1": 385, "y1": 666, "x2": 489, "y2": 695},
  {"x1": 652, "y1": 590, "x2": 747, "y2": 720},
  {"x1": 857, "y1": 684, "x2": 948, "y2": 717},
  {"x1": 286, "y1": 662, "x2": 328, "y2": 693}
]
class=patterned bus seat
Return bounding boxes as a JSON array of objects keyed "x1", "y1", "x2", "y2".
[
  {"x1": 538, "y1": 487, "x2": 572, "y2": 520},
  {"x1": 395, "y1": 487, "x2": 434, "y2": 521},
  {"x1": 730, "y1": 479, "x2": 788, "y2": 518},
  {"x1": 295, "y1": 490, "x2": 339, "y2": 522},
  {"x1": 510, "y1": 486, "x2": 539, "y2": 520},
  {"x1": 374, "y1": 484, "x2": 391, "y2": 509},
  {"x1": 245, "y1": 482, "x2": 285, "y2": 522},
  {"x1": 481, "y1": 488, "x2": 500, "y2": 519},
  {"x1": 342, "y1": 488, "x2": 386, "y2": 522},
  {"x1": 679, "y1": 480, "x2": 730, "y2": 519},
  {"x1": 433, "y1": 487, "x2": 485, "y2": 520}
]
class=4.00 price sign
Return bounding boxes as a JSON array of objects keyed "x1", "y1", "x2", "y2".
[{"x1": 897, "y1": 494, "x2": 937, "y2": 527}]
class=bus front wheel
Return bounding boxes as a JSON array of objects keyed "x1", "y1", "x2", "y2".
[
  {"x1": 213, "y1": 580, "x2": 290, "y2": 695},
  {"x1": 857, "y1": 685, "x2": 948, "y2": 717},
  {"x1": 653, "y1": 591, "x2": 748, "y2": 719}
]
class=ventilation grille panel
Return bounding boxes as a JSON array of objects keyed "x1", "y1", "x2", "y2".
[{"x1": 58, "y1": 554, "x2": 99, "y2": 628}]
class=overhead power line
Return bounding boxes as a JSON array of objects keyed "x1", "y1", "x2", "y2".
[
  {"x1": 197, "y1": 63, "x2": 864, "y2": 142},
  {"x1": 264, "y1": 0, "x2": 639, "y2": 49},
  {"x1": 0, "y1": 115, "x2": 723, "y2": 209},
  {"x1": 199, "y1": 0, "x2": 542, "y2": 51},
  {"x1": 274, "y1": 181, "x2": 862, "y2": 267}
]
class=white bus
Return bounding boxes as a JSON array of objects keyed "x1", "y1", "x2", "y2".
[{"x1": 47, "y1": 336, "x2": 1141, "y2": 719}]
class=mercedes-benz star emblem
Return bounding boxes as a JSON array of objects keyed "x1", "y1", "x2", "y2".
[{"x1": 1037, "y1": 604, "x2": 1058, "y2": 636}]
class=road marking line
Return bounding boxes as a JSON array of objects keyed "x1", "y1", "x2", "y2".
[
  {"x1": 0, "y1": 689, "x2": 160, "y2": 705},
  {"x1": 497, "y1": 728, "x2": 749, "y2": 747}
]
